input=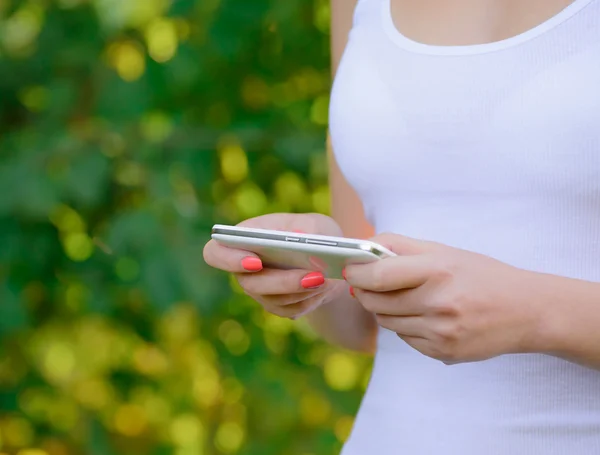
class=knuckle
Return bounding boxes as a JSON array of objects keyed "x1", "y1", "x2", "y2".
[
  {"x1": 434, "y1": 321, "x2": 461, "y2": 344},
  {"x1": 430, "y1": 290, "x2": 463, "y2": 317},
  {"x1": 430, "y1": 259, "x2": 454, "y2": 281},
  {"x1": 433, "y1": 253, "x2": 462, "y2": 280}
]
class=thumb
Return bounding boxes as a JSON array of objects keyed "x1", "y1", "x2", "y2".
[{"x1": 369, "y1": 232, "x2": 431, "y2": 255}]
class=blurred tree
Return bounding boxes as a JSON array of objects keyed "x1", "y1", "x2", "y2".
[{"x1": 0, "y1": 0, "x2": 371, "y2": 454}]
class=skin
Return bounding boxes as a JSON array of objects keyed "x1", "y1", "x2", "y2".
[
  {"x1": 391, "y1": 0, "x2": 575, "y2": 47},
  {"x1": 204, "y1": 0, "x2": 600, "y2": 369},
  {"x1": 343, "y1": 234, "x2": 600, "y2": 368}
]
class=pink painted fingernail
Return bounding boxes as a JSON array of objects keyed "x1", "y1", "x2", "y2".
[
  {"x1": 349, "y1": 286, "x2": 355, "y2": 297},
  {"x1": 301, "y1": 272, "x2": 325, "y2": 289},
  {"x1": 241, "y1": 257, "x2": 262, "y2": 272},
  {"x1": 342, "y1": 268, "x2": 347, "y2": 280},
  {"x1": 293, "y1": 230, "x2": 305, "y2": 234}
]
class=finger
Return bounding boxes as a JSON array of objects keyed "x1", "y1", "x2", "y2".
[
  {"x1": 261, "y1": 292, "x2": 328, "y2": 319},
  {"x1": 203, "y1": 239, "x2": 262, "y2": 273},
  {"x1": 240, "y1": 213, "x2": 335, "y2": 236},
  {"x1": 345, "y1": 254, "x2": 433, "y2": 292},
  {"x1": 369, "y1": 232, "x2": 431, "y2": 255},
  {"x1": 375, "y1": 314, "x2": 427, "y2": 338},
  {"x1": 236, "y1": 269, "x2": 326, "y2": 296},
  {"x1": 260, "y1": 288, "x2": 326, "y2": 306},
  {"x1": 355, "y1": 289, "x2": 425, "y2": 316}
]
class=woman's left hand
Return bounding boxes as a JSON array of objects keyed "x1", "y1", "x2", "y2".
[{"x1": 344, "y1": 233, "x2": 548, "y2": 364}]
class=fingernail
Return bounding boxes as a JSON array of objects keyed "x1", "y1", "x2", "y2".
[
  {"x1": 342, "y1": 268, "x2": 347, "y2": 280},
  {"x1": 301, "y1": 272, "x2": 325, "y2": 289},
  {"x1": 293, "y1": 230, "x2": 305, "y2": 234},
  {"x1": 241, "y1": 257, "x2": 262, "y2": 272},
  {"x1": 349, "y1": 286, "x2": 355, "y2": 297}
]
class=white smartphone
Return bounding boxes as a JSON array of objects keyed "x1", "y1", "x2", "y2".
[{"x1": 211, "y1": 224, "x2": 395, "y2": 279}]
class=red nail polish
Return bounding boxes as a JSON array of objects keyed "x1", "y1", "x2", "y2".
[
  {"x1": 342, "y1": 268, "x2": 347, "y2": 280},
  {"x1": 349, "y1": 286, "x2": 355, "y2": 297},
  {"x1": 301, "y1": 272, "x2": 325, "y2": 289},
  {"x1": 241, "y1": 257, "x2": 262, "y2": 272}
]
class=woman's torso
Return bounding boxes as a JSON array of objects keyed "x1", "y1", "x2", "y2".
[{"x1": 329, "y1": 0, "x2": 600, "y2": 453}]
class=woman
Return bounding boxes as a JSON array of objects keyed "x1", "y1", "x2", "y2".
[{"x1": 204, "y1": 0, "x2": 600, "y2": 453}]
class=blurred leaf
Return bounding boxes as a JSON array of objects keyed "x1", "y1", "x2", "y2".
[{"x1": 0, "y1": 0, "x2": 368, "y2": 454}]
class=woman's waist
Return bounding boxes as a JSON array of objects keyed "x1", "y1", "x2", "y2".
[{"x1": 364, "y1": 330, "x2": 600, "y2": 420}]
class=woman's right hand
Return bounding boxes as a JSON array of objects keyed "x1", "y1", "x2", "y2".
[{"x1": 203, "y1": 213, "x2": 347, "y2": 319}]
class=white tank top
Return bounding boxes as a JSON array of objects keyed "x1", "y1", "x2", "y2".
[{"x1": 329, "y1": 0, "x2": 600, "y2": 453}]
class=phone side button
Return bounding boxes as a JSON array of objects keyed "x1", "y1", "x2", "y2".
[
  {"x1": 285, "y1": 237, "x2": 301, "y2": 242},
  {"x1": 306, "y1": 239, "x2": 338, "y2": 247}
]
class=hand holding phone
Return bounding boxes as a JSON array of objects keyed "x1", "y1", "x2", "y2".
[
  {"x1": 203, "y1": 213, "x2": 377, "y2": 319},
  {"x1": 211, "y1": 224, "x2": 395, "y2": 280}
]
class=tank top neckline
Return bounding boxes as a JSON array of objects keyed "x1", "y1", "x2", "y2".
[{"x1": 381, "y1": 0, "x2": 596, "y2": 56}]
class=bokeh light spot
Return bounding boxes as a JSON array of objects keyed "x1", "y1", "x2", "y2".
[
  {"x1": 3, "y1": 417, "x2": 34, "y2": 448},
  {"x1": 219, "y1": 143, "x2": 248, "y2": 184},
  {"x1": 334, "y1": 415, "x2": 355, "y2": 442},
  {"x1": 114, "y1": 404, "x2": 147, "y2": 437},
  {"x1": 114, "y1": 160, "x2": 146, "y2": 186},
  {"x1": 274, "y1": 171, "x2": 308, "y2": 208},
  {"x1": 18, "y1": 86, "x2": 48, "y2": 112},
  {"x1": 218, "y1": 320, "x2": 250, "y2": 356},
  {"x1": 62, "y1": 232, "x2": 94, "y2": 262},
  {"x1": 215, "y1": 422, "x2": 245, "y2": 454},
  {"x1": 312, "y1": 185, "x2": 331, "y2": 214},
  {"x1": 263, "y1": 313, "x2": 293, "y2": 335},
  {"x1": 310, "y1": 95, "x2": 330, "y2": 126},
  {"x1": 313, "y1": 0, "x2": 331, "y2": 33},
  {"x1": 42, "y1": 342, "x2": 75, "y2": 385},
  {"x1": 2, "y1": 5, "x2": 43, "y2": 56},
  {"x1": 64, "y1": 282, "x2": 88, "y2": 312},
  {"x1": 140, "y1": 111, "x2": 173, "y2": 143},
  {"x1": 170, "y1": 414, "x2": 205, "y2": 447},
  {"x1": 16, "y1": 450, "x2": 48, "y2": 455},
  {"x1": 74, "y1": 379, "x2": 113, "y2": 410},
  {"x1": 193, "y1": 364, "x2": 222, "y2": 408},
  {"x1": 233, "y1": 183, "x2": 267, "y2": 219},
  {"x1": 300, "y1": 392, "x2": 331, "y2": 426},
  {"x1": 107, "y1": 41, "x2": 146, "y2": 82},
  {"x1": 323, "y1": 352, "x2": 360, "y2": 391},
  {"x1": 132, "y1": 344, "x2": 169, "y2": 376},
  {"x1": 145, "y1": 18, "x2": 178, "y2": 63},
  {"x1": 49, "y1": 205, "x2": 86, "y2": 233}
]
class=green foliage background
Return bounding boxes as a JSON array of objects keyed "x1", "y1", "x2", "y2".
[{"x1": 0, "y1": 0, "x2": 372, "y2": 454}]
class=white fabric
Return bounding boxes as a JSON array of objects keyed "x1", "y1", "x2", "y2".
[{"x1": 329, "y1": 0, "x2": 600, "y2": 453}]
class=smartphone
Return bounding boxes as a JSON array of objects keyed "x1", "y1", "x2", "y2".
[{"x1": 211, "y1": 224, "x2": 395, "y2": 279}]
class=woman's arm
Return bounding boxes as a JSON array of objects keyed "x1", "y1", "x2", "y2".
[
  {"x1": 528, "y1": 272, "x2": 600, "y2": 370},
  {"x1": 305, "y1": 0, "x2": 378, "y2": 354}
]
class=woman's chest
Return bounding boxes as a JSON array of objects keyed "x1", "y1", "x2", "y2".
[{"x1": 329, "y1": 35, "x2": 600, "y2": 201}]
